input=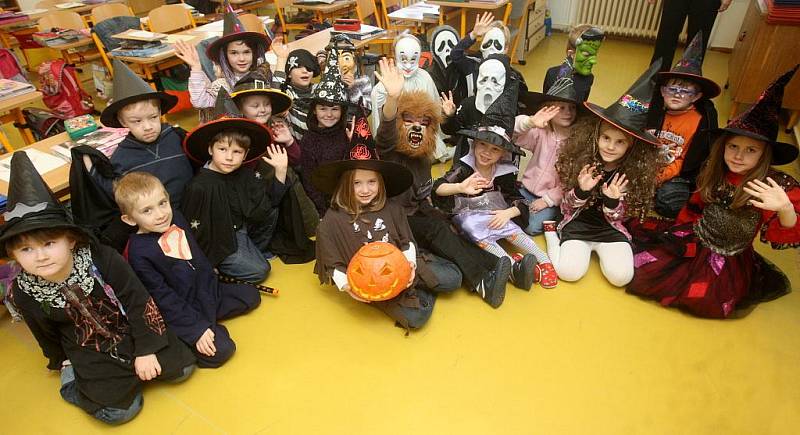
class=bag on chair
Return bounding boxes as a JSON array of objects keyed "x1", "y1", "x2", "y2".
[{"x1": 38, "y1": 59, "x2": 94, "y2": 118}]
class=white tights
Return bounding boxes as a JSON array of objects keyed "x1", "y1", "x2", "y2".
[{"x1": 543, "y1": 233, "x2": 634, "y2": 287}]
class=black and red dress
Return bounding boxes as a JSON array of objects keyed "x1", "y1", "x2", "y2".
[{"x1": 627, "y1": 170, "x2": 800, "y2": 318}]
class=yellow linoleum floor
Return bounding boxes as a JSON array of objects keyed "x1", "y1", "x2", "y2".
[{"x1": 1, "y1": 34, "x2": 799, "y2": 435}]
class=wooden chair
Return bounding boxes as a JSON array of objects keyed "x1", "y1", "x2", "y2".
[
  {"x1": 91, "y1": 3, "x2": 135, "y2": 24},
  {"x1": 381, "y1": 0, "x2": 422, "y2": 33},
  {"x1": 274, "y1": 0, "x2": 310, "y2": 33},
  {"x1": 238, "y1": 13, "x2": 266, "y2": 35},
  {"x1": 147, "y1": 4, "x2": 196, "y2": 34},
  {"x1": 356, "y1": 0, "x2": 382, "y2": 28},
  {"x1": 38, "y1": 11, "x2": 102, "y2": 65}
]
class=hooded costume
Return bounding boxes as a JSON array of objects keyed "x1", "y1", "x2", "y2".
[
  {"x1": 1, "y1": 152, "x2": 194, "y2": 421},
  {"x1": 627, "y1": 65, "x2": 800, "y2": 319},
  {"x1": 424, "y1": 25, "x2": 463, "y2": 102},
  {"x1": 181, "y1": 90, "x2": 288, "y2": 283}
]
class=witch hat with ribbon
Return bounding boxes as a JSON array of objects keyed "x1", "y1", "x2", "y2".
[
  {"x1": 183, "y1": 88, "x2": 271, "y2": 164},
  {"x1": 0, "y1": 152, "x2": 87, "y2": 256},
  {"x1": 708, "y1": 64, "x2": 799, "y2": 165},
  {"x1": 584, "y1": 59, "x2": 663, "y2": 145},
  {"x1": 458, "y1": 74, "x2": 523, "y2": 155},
  {"x1": 311, "y1": 106, "x2": 413, "y2": 197},
  {"x1": 231, "y1": 70, "x2": 293, "y2": 116},
  {"x1": 100, "y1": 59, "x2": 178, "y2": 128},
  {"x1": 523, "y1": 55, "x2": 583, "y2": 114},
  {"x1": 658, "y1": 31, "x2": 720, "y2": 99},
  {"x1": 205, "y1": 2, "x2": 271, "y2": 63}
]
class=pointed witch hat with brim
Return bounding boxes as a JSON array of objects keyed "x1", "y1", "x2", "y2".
[
  {"x1": 657, "y1": 31, "x2": 721, "y2": 99},
  {"x1": 205, "y1": 3, "x2": 271, "y2": 64},
  {"x1": 100, "y1": 59, "x2": 178, "y2": 128},
  {"x1": 183, "y1": 88, "x2": 272, "y2": 164},
  {"x1": 0, "y1": 151, "x2": 88, "y2": 256},
  {"x1": 311, "y1": 106, "x2": 413, "y2": 197},
  {"x1": 583, "y1": 59, "x2": 663, "y2": 146},
  {"x1": 522, "y1": 55, "x2": 586, "y2": 114},
  {"x1": 706, "y1": 64, "x2": 799, "y2": 165}
]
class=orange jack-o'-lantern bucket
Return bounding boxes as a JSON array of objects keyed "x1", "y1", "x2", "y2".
[{"x1": 346, "y1": 242, "x2": 412, "y2": 301}]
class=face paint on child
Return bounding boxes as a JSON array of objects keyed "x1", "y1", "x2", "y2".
[
  {"x1": 481, "y1": 27, "x2": 506, "y2": 58},
  {"x1": 474, "y1": 139, "x2": 506, "y2": 168},
  {"x1": 240, "y1": 94, "x2": 273, "y2": 124},
  {"x1": 315, "y1": 104, "x2": 342, "y2": 128},
  {"x1": 123, "y1": 188, "x2": 173, "y2": 234},
  {"x1": 574, "y1": 39, "x2": 602, "y2": 76},
  {"x1": 597, "y1": 123, "x2": 632, "y2": 167},
  {"x1": 226, "y1": 40, "x2": 254, "y2": 74},
  {"x1": 208, "y1": 139, "x2": 247, "y2": 174},
  {"x1": 723, "y1": 135, "x2": 765, "y2": 175},
  {"x1": 475, "y1": 59, "x2": 506, "y2": 113},
  {"x1": 118, "y1": 100, "x2": 162, "y2": 144},
  {"x1": 394, "y1": 37, "x2": 421, "y2": 77},
  {"x1": 353, "y1": 169, "x2": 381, "y2": 205},
  {"x1": 11, "y1": 235, "x2": 76, "y2": 283}
]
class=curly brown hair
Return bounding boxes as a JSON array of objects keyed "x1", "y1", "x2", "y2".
[{"x1": 556, "y1": 116, "x2": 662, "y2": 218}]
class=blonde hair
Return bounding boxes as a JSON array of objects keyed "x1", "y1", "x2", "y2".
[
  {"x1": 113, "y1": 172, "x2": 169, "y2": 215},
  {"x1": 696, "y1": 134, "x2": 773, "y2": 209},
  {"x1": 332, "y1": 169, "x2": 387, "y2": 221}
]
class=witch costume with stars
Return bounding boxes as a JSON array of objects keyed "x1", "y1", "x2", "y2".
[
  {"x1": 180, "y1": 89, "x2": 288, "y2": 284},
  {"x1": 0, "y1": 152, "x2": 195, "y2": 423},
  {"x1": 627, "y1": 65, "x2": 800, "y2": 319},
  {"x1": 311, "y1": 109, "x2": 437, "y2": 330}
]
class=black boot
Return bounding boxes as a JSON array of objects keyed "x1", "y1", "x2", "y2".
[
  {"x1": 510, "y1": 254, "x2": 536, "y2": 291},
  {"x1": 471, "y1": 256, "x2": 511, "y2": 308}
]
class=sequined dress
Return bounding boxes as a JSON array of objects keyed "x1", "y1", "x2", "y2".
[{"x1": 627, "y1": 170, "x2": 800, "y2": 318}]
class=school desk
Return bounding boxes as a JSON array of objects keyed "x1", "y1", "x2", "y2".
[
  {"x1": 0, "y1": 90, "x2": 42, "y2": 148},
  {"x1": 0, "y1": 131, "x2": 71, "y2": 198},
  {"x1": 427, "y1": 0, "x2": 511, "y2": 37},
  {"x1": 292, "y1": 0, "x2": 358, "y2": 23}
]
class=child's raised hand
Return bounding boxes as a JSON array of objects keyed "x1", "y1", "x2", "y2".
[
  {"x1": 577, "y1": 164, "x2": 602, "y2": 192},
  {"x1": 174, "y1": 40, "x2": 201, "y2": 70},
  {"x1": 744, "y1": 177, "x2": 793, "y2": 212},
  {"x1": 271, "y1": 122, "x2": 294, "y2": 145},
  {"x1": 487, "y1": 208, "x2": 513, "y2": 229},
  {"x1": 271, "y1": 34, "x2": 290, "y2": 60},
  {"x1": 602, "y1": 173, "x2": 629, "y2": 199},
  {"x1": 345, "y1": 115, "x2": 357, "y2": 141},
  {"x1": 459, "y1": 172, "x2": 489, "y2": 195},
  {"x1": 441, "y1": 91, "x2": 456, "y2": 117},
  {"x1": 134, "y1": 354, "x2": 162, "y2": 381},
  {"x1": 470, "y1": 12, "x2": 495, "y2": 40},
  {"x1": 263, "y1": 144, "x2": 289, "y2": 184},
  {"x1": 529, "y1": 105, "x2": 561, "y2": 129},
  {"x1": 195, "y1": 328, "x2": 216, "y2": 357},
  {"x1": 374, "y1": 57, "x2": 405, "y2": 98}
]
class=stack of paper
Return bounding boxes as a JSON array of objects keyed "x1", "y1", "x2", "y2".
[
  {"x1": 0, "y1": 79, "x2": 36, "y2": 102},
  {"x1": 0, "y1": 149, "x2": 66, "y2": 183}
]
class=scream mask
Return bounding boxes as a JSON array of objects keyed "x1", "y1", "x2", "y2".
[
  {"x1": 395, "y1": 91, "x2": 442, "y2": 159},
  {"x1": 431, "y1": 25, "x2": 459, "y2": 69},
  {"x1": 481, "y1": 27, "x2": 507, "y2": 58},
  {"x1": 475, "y1": 59, "x2": 507, "y2": 114},
  {"x1": 573, "y1": 28, "x2": 604, "y2": 76},
  {"x1": 394, "y1": 35, "x2": 421, "y2": 78}
]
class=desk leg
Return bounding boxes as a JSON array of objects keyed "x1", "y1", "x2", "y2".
[
  {"x1": 502, "y1": 4, "x2": 512, "y2": 24},
  {"x1": 144, "y1": 66, "x2": 158, "y2": 91},
  {"x1": 0, "y1": 129, "x2": 13, "y2": 153},
  {"x1": 461, "y1": 10, "x2": 467, "y2": 37},
  {"x1": 439, "y1": 8, "x2": 445, "y2": 25},
  {"x1": 13, "y1": 108, "x2": 34, "y2": 145}
]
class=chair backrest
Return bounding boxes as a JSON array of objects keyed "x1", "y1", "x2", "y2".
[
  {"x1": 92, "y1": 16, "x2": 143, "y2": 73},
  {"x1": 148, "y1": 4, "x2": 195, "y2": 34},
  {"x1": 92, "y1": 3, "x2": 134, "y2": 24},
  {"x1": 356, "y1": 0, "x2": 381, "y2": 28},
  {"x1": 131, "y1": 0, "x2": 166, "y2": 16},
  {"x1": 381, "y1": 0, "x2": 403, "y2": 30},
  {"x1": 238, "y1": 13, "x2": 266, "y2": 34},
  {"x1": 38, "y1": 10, "x2": 87, "y2": 31}
]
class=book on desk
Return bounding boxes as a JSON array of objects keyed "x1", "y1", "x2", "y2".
[
  {"x1": 331, "y1": 24, "x2": 386, "y2": 40},
  {"x1": 0, "y1": 79, "x2": 36, "y2": 102}
]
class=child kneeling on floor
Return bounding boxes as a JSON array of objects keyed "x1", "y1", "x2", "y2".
[
  {"x1": 116, "y1": 172, "x2": 261, "y2": 368},
  {"x1": 1, "y1": 152, "x2": 195, "y2": 425}
]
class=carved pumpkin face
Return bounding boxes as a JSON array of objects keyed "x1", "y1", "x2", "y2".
[{"x1": 346, "y1": 242, "x2": 412, "y2": 301}]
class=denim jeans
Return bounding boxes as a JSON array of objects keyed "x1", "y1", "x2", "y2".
[
  {"x1": 60, "y1": 365, "x2": 142, "y2": 425},
  {"x1": 218, "y1": 229, "x2": 271, "y2": 283},
  {"x1": 423, "y1": 254, "x2": 462, "y2": 293},
  {"x1": 518, "y1": 188, "x2": 561, "y2": 235}
]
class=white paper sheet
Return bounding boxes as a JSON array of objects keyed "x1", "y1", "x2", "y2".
[{"x1": 0, "y1": 149, "x2": 68, "y2": 182}]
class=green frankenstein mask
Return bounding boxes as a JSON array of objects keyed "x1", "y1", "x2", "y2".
[{"x1": 573, "y1": 27, "x2": 604, "y2": 76}]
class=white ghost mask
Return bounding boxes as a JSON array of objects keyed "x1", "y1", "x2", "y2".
[
  {"x1": 481, "y1": 27, "x2": 506, "y2": 58},
  {"x1": 431, "y1": 27, "x2": 458, "y2": 68},
  {"x1": 475, "y1": 59, "x2": 506, "y2": 113},
  {"x1": 395, "y1": 36, "x2": 421, "y2": 78}
]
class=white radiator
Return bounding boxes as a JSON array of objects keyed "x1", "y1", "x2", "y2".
[{"x1": 575, "y1": 0, "x2": 667, "y2": 39}]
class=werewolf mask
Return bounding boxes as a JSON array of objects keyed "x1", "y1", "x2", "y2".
[{"x1": 394, "y1": 91, "x2": 442, "y2": 159}]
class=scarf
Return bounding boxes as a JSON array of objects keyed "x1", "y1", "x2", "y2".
[{"x1": 15, "y1": 246, "x2": 95, "y2": 309}]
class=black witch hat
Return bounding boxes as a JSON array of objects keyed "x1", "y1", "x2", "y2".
[
  {"x1": 523, "y1": 55, "x2": 584, "y2": 113},
  {"x1": 458, "y1": 75, "x2": 523, "y2": 155},
  {"x1": 0, "y1": 152, "x2": 87, "y2": 256},
  {"x1": 312, "y1": 107, "x2": 413, "y2": 197},
  {"x1": 231, "y1": 70, "x2": 293, "y2": 115},
  {"x1": 183, "y1": 88, "x2": 271, "y2": 164},
  {"x1": 309, "y1": 41, "x2": 349, "y2": 107},
  {"x1": 707, "y1": 64, "x2": 799, "y2": 165},
  {"x1": 100, "y1": 59, "x2": 178, "y2": 128},
  {"x1": 584, "y1": 60, "x2": 662, "y2": 145},
  {"x1": 658, "y1": 31, "x2": 720, "y2": 99},
  {"x1": 205, "y1": 7, "x2": 271, "y2": 63}
]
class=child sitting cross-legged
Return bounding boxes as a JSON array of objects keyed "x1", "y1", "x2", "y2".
[
  {"x1": 116, "y1": 172, "x2": 262, "y2": 368},
  {"x1": 181, "y1": 90, "x2": 289, "y2": 284}
]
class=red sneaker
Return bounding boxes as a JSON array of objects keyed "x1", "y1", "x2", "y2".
[{"x1": 535, "y1": 263, "x2": 558, "y2": 288}]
